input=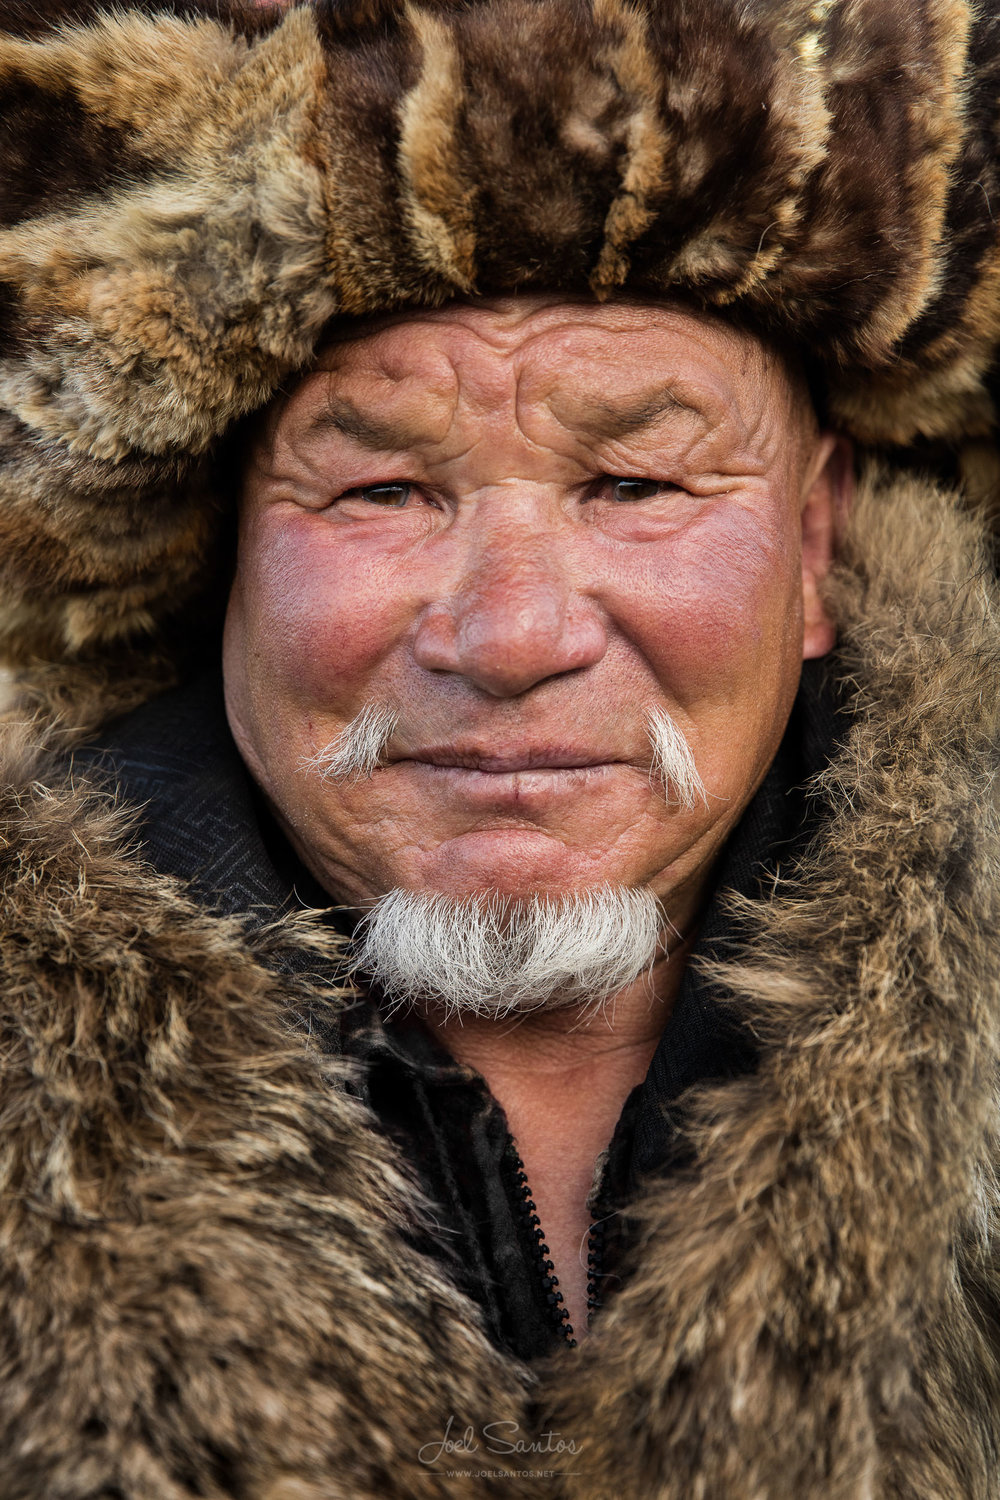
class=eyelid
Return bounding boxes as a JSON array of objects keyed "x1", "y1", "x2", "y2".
[
  {"x1": 332, "y1": 478, "x2": 405, "y2": 496},
  {"x1": 331, "y1": 479, "x2": 447, "y2": 511},
  {"x1": 587, "y1": 475, "x2": 686, "y2": 502}
]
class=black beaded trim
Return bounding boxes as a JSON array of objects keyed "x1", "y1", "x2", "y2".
[{"x1": 586, "y1": 1214, "x2": 607, "y2": 1317}]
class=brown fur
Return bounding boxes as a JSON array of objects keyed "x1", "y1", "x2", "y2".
[
  {"x1": 0, "y1": 723, "x2": 528, "y2": 1499},
  {"x1": 1, "y1": 468, "x2": 1000, "y2": 1496},
  {"x1": 397, "y1": 6, "x2": 478, "y2": 291},
  {"x1": 3, "y1": 5, "x2": 1000, "y2": 1491}
]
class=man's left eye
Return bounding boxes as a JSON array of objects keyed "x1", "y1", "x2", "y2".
[
  {"x1": 357, "y1": 483, "x2": 412, "y2": 507},
  {"x1": 607, "y1": 477, "x2": 673, "y2": 503}
]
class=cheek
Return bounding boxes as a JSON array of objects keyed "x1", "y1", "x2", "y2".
[
  {"x1": 620, "y1": 504, "x2": 802, "y2": 702},
  {"x1": 239, "y1": 510, "x2": 412, "y2": 709}
]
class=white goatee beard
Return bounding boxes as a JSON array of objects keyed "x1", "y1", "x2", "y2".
[
  {"x1": 354, "y1": 886, "x2": 663, "y2": 1020},
  {"x1": 311, "y1": 703, "x2": 699, "y2": 1017}
]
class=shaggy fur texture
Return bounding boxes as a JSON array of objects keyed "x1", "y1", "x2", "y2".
[
  {"x1": 4, "y1": 3, "x2": 1000, "y2": 1493},
  {"x1": 543, "y1": 470, "x2": 1000, "y2": 1498},
  {"x1": 1, "y1": 0, "x2": 1000, "y2": 713},
  {"x1": 0, "y1": 726, "x2": 528, "y2": 1499},
  {"x1": 1, "y1": 468, "x2": 999, "y2": 1497}
]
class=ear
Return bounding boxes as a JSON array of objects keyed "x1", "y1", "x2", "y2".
[{"x1": 800, "y1": 433, "x2": 853, "y2": 661}]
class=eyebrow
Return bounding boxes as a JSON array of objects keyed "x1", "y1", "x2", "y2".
[
  {"x1": 304, "y1": 384, "x2": 705, "y2": 451},
  {"x1": 546, "y1": 384, "x2": 706, "y2": 443},
  {"x1": 304, "y1": 398, "x2": 427, "y2": 451}
]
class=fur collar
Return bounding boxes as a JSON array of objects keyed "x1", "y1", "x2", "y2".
[
  {"x1": 546, "y1": 468, "x2": 1000, "y2": 1496},
  {"x1": 1, "y1": 467, "x2": 1000, "y2": 1497}
]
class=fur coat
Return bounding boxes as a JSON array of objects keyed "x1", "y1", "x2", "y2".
[{"x1": 3, "y1": 2, "x2": 1000, "y2": 1496}]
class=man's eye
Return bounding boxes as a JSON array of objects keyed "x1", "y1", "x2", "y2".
[
  {"x1": 355, "y1": 483, "x2": 412, "y2": 507},
  {"x1": 608, "y1": 477, "x2": 674, "y2": 503}
]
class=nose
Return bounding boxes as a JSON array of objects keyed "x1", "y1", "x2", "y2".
[{"x1": 412, "y1": 523, "x2": 608, "y2": 697}]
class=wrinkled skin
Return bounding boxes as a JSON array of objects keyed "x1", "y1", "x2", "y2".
[
  {"x1": 224, "y1": 296, "x2": 850, "y2": 1331},
  {"x1": 225, "y1": 297, "x2": 843, "y2": 934}
]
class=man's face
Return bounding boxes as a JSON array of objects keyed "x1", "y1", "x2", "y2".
[{"x1": 224, "y1": 298, "x2": 843, "y2": 931}]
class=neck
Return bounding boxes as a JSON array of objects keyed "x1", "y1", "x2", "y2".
[
  {"x1": 415, "y1": 939, "x2": 692, "y2": 1081},
  {"x1": 413, "y1": 936, "x2": 694, "y2": 1339}
]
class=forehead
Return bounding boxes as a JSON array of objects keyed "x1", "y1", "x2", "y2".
[{"x1": 283, "y1": 296, "x2": 798, "y2": 442}]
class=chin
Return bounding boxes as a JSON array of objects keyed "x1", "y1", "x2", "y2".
[{"x1": 397, "y1": 830, "x2": 632, "y2": 904}]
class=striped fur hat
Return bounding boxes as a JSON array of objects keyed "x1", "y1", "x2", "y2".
[{"x1": 1, "y1": 0, "x2": 998, "y2": 711}]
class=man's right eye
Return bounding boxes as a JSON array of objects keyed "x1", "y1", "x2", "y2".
[{"x1": 606, "y1": 477, "x2": 682, "y2": 503}]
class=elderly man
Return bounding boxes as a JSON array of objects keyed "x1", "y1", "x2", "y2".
[
  {"x1": 219, "y1": 294, "x2": 846, "y2": 1338},
  {"x1": 2, "y1": 2, "x2": 1000, "y2": 1498}
]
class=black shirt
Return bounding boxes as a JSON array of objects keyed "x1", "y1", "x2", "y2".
[{"x1": 75, "y1": 666, "x2": 842, "y2": 1358}]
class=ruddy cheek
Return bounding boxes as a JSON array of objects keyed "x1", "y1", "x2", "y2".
[
  {"x1": 247, "y1": 514, "x2": 409, "y2": 706},
  {"x1": 614, "y1": 512, "x2": 797, "y2": 699}
]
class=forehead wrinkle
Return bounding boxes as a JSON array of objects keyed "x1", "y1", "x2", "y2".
[
  {"x1": 508, "y1": 316, "x2": 798, "y2": 462},
  {"x1": 292, "y1": 304, "x2": 803, "y2": 477}
]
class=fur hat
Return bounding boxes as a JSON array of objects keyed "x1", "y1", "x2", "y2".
[{"x1": 1, "y1": 0, "x2": 998, "y2": 719}]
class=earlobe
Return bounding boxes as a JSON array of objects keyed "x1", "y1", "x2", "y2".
[{"x1": 801, "y1": 433, "x2": 854, "y2": 661}]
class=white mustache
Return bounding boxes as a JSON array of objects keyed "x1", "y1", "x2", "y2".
[
  {"x1": 300, "y1": 704, "x2": 400, "y2": 781},
  {"x1": 645, "y1": 706, "x2": 708, "y2": 810},
  {"x1": 303, "y1": 703, "x2": 707, "y2": 810}
]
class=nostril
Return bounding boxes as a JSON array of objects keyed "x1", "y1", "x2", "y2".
[{"x1": 412, "y1": 601, "x2": 463, "y2": 674}]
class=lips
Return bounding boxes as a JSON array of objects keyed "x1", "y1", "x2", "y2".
[{"x1": 399, "y1": 747, "x2": 625, "y2": 773}]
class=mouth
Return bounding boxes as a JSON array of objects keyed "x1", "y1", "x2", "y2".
[{"x1": 398, "y1": 747, "x2": 627, "y2": 773}]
